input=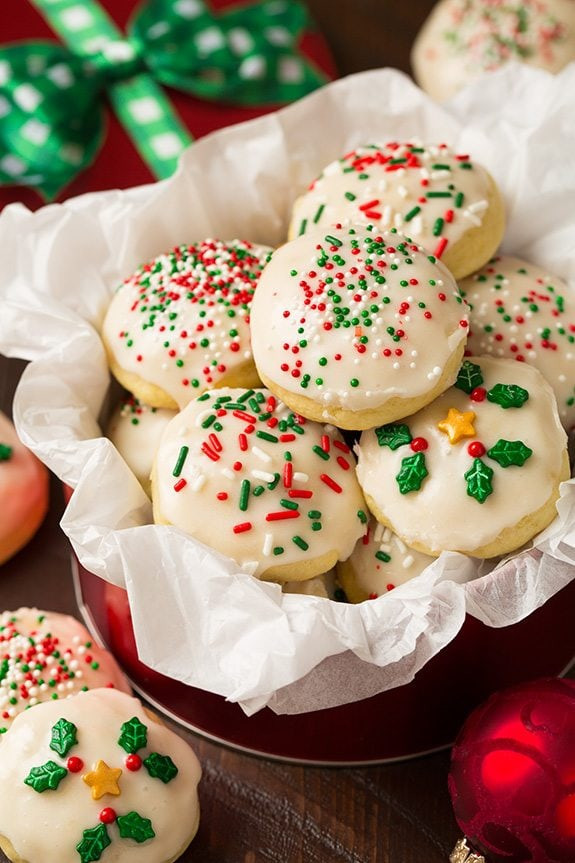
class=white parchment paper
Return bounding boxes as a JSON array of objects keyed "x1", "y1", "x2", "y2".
[{"x1": 1, "y1": 66, "x2": 574, "y2": 715}]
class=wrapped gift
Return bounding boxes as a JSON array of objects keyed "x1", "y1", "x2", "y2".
[{"x1": 0, "y1": 0, "x2": 335, "y2": 210}]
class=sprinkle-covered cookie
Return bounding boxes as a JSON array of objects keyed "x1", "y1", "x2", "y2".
[
  {"x1": 0, "y1": 688, "x2": 201, "y2": 863},
  {"x1": 250, "y1": 223, "x2": 469, "y2": 429},
  {"x1": 0, "y1": 609, "x2": 131, "y2": 737},
  {"x1": 460, "y1": 255, "x2": 575, "y2": 431},
  {"x1": 102, "y1": 240, "x2": 272, "y2": 410},
  {"x1": 106, "y1": 396, "x2": 177, "y2": 494},
  {"x1": 337, "y1": 517, "x2": 434, "y2": 603},
  {"x1": 412, "y1": 0, "x2": 575, "y2": 102},
  {"x1": 356, "y1": 356, "x2": 569, "y2": 558},
  {"x1": 288, "y1": 143, "x2": 505, "y2": 278},
  {"x1": 151, "y1": 387, "x2": 367, "y2": 581}
]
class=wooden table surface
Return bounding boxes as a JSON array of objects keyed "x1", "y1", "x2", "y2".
[{"x1": 0, "y1": 2, "x2": 468, "y2": 861}]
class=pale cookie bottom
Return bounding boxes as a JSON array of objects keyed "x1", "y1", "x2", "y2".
[
  {"x1": 364, "y1": 451, "x2": 570, "y2": 559},
  {"x1": 256, "y1": 341, "x2": 465, "y2": 430},
  {"x1": 105, "y1": 341, "x2": 262, "y2": 410},
  {"x1": 0, "y1": 490, "x2": 48, "y2": 566},
  {"x1": 336, "y1": 558, "x2": 370, "y2": 604}
]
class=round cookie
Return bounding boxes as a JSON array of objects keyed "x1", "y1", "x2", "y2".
[
  {"x1": 250, "y1": 224, "x2": 469, "y2": 430},
  {"x1": 282, "y1": 570, "x2": 338, "y2": 598},
  {"x1": 412, "y1": 0, "x2": 575, "y2": 103},
  {"x1": 288, "y1": 143, "x2": 505, "y2": 279},
  {"x1": 459, "y1": 255, "x2": 575, "y2": 431},
  {"x1": 356, "y1": 356, "x2": 569, "y2": 559},
  {"x1": 151, "y1": 387, "x2": 367, "y2": 581},
  {"x1": 337, "y1": 517, "x2": 434, "y2": 603},
  {"x1": 0, "y1": 688, "x2": 201, "y2": 863},
  {"x1": 106, "y1": 395, "x2": 177, "y2": 494},
  {"x1": 101, "y1": 239, "x2": 272, "y2": 410},
  {"x1": 0, "y1": 608, "x2": 131, "y2": 735},
  {"x1": 0, "y1": 411, "x2": 49, "y2": 566}
]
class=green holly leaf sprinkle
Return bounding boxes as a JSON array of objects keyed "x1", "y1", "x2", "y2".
[
  {"x1": 464, "y1": 458, "x2": 494, "y2": 503},
  {"x1": 24, "y1": 760, "x2": 68, "y2": 793},
  {"x1": 396, "y1": 452, "x2": 428, "y2": 494},
  {"x1": 375, "y1": 422, "x2": 412, "y2": 450},
  {"x1": 487, "y1": 383, "x2": 529, "y2": 409},
  {"x1": 76, "y1": 823, "x2": 111, "y2": 863},
  {"x1": 49, "y1": 718, "x2": 78, "y2": 757},
  {"x1": 0, "y1": 443, "x2": 13, "y2": 461},
  {"x1": 116, "y1": 811, "x2": 156, "y2": 843},
  {"x1": 143, "y1": 752, "x2": 178, "y2": 784},
  {"x1": 487, "y1": 439, "x2": 533, "y2": 468},
  {"x1": 118, "y1": 716, "x2": 148, "y2": 754},
  {"x1": 455, "y1": 360, "x2": 484, "y2": 394}
]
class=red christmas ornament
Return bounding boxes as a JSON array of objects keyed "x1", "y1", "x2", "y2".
[{"x1": 448, "y1": 678, "x2": 575, "y2": 863}]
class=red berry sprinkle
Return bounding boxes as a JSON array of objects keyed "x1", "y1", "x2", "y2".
[
  {"x1": 99, "y1": 808, "x2": 117, "y2": 824},
  {"x1": 125, "y1": 753, "x2": 142, "y2": 771},
  {"x1": 410, "y1": 437, "x2": 428, "y2": 452},
  {"x1": 67, "y1": 756, "x2": 84, "y2": 773},
  {"x1": 470, "y1": 387, "x2": 487, "y2": 402},
  {"x1": 467, "y1": 441, "x2": 486, "y2": 457}
]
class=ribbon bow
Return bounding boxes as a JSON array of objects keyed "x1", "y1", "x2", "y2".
[{"x1": 0, "y1": 0, "x2": 327, "y2": 199}]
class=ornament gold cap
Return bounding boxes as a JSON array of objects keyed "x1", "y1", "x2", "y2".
[{"x1": 450, "y1": 838, "x2": 485, "y2": 863}]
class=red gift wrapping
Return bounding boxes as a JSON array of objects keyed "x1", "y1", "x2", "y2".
[{"x1": 0, "y1": 0, "x2": 336, "y2": 211}]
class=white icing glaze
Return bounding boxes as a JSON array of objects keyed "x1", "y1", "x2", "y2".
[
  {"x1": 412, "y1": 0, "x2": 575, "y2": 101},
  {"x1": 0, "y1": 412, "x2": 48, "y2": 561},
  {"x1": 101, "y1": 239, "x2": 271, "y2": 408},
  {"x1": 357, "y1": 356, "x2": 567, "y2": 554},
  {"x1": 106, "y1": 397, "x2": 177, "y2": 490},
  {"x1": 460, "y1": 255, "x2": 575, "y2": 431},
  {"x1": 289, "y1": 143, "x2": 494, "y2": 255},
  {"x1": 0, "y1": 688, "x2": 201, "y2": 863},
  {"x1": 152, "y1": 388, "x2": 367, "y2": 576},
  {"x1": 344, "y1": 517, "x2": 434, "y2": 599},
  {"x1": 250, "y1": 224, "x2": 468, "y2": 411},
  {"x1": 0, "y1": 608, "x2": 131, "y2": 735}
]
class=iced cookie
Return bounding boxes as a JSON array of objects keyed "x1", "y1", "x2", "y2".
[
  {"x1": 0, "y1": 411, "x2": 49, "y2": 565},
  {"x1": 356, "y1": 356, "x2": 569, "y2": 558},
  {"x1": 460, "y1": 255, "x2": 575, "y2": 431},
  {"x1": 412, "y1": 0, "x2": 575, "y2": 102},
  {"x1": 106, "y1": 396, "x2": 177, "y2": 494},
  {"x1": 102, "y1": 239, "x2": 271, "y2": 410},
  {"x1": 250, "y1": 224, "x2": 469, "y2": 430},
  {"x1": 0, "y1": 608, "x2": 131, "y2": 735},
  {"x1": 0, "y1": 688, "x2": 201, "y2": 863},
  {"x1": 288, "y1": 143, "x2": 505, "y2": 279},
  {"x1": 337, "y1": 516, "x2": 434, "y2": 602},
  {"x1": 151, "y1": 387, "x2": 367, "y2": 581}
]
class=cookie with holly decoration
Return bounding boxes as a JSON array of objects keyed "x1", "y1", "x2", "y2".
[
  {"x1": 102, "y1": 239, "x2": 272, "y2": 411},
  {"x1": 0, "y1": 608, "x2": 131, "y2": 737},
  {"x1": 0, "y1": 688, "x2": 201, "y2": 863},
  {"x1": 356, "y1": 356, "x2": 569, "y2": 558}
]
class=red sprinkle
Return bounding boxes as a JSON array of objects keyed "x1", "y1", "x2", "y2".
[
  {"x1": 216, "y1": 492, "x2": 228, "y2": 501},
  {"x1": 336, "y1": 456, "x2": 350, "y2": 470},
  {"x1": 280, "y1": 434, "x2": 296, "y2": 442},
  {"x1": 434, "y1": 237, "x2": 448, "y2": 258},
  {"x1": 67, "y1": 756, "x2": 84, "y2": 773},
  {"x1": 468, "y1": 441, "x2": 486, "y2": 457},
  {"x1": 410, "y1": 437, "x2": 428, "y2": 452},
  {"x1": 266, "y1": 510, "x2": 300, "y2": 522},
  {"x1": 238, "y1": 433, "x2": 248, "y2": 452},
  {"x1": 321, "y1": 435, "x2": 330, "y2": 453},
  {"x1": 470, "y1": 387, "x2": 487, "y2": 402},
  {"x1": 99, "y1": 808, "x2": 117, "y2": 824},
  {"x1": 283, "y1": 461, "x2": 293, "y2": 488},
  {"x1": 333, "y1": 440, "x2": 351, "y2": 454},
  {"x1": 233, "y1": 461, "x2": 243, "y2": 471},
  {"x1": 288, "y1": 489, "x2": 313, "y2": 499},
  {"x1": 320, "y1": 474, "x2": 342, "y2": 494},
  {"x1": 174, "y1": 478, "x2": 187, "y2": 492},
  {"x1": 233, "y1": 522, "x2": 252, "y2": 533}
]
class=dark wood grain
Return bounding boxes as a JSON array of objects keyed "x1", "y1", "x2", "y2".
[{"x1": 0, "y1": 2, "x2": 470, "y2": 861}]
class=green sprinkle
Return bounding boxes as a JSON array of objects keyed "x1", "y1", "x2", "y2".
[
  {"x1": 238, "y1": 390, "x2": 255, "y2": 403},
  {"x1": 325, "y1": 234, "x2": 343, "y2": 247},
  {"x1": 172, "y1": 446, "x2": 189, "y2": 478},
  {"x1": 311, "y1": 522, "x2": 322, "y2": 531},
  {"x1": 201, "y1": 414, "x2": 216, "y2": 429},
  {"x1": 357, "y1": 509, "x2": 367, "y2": 523},
  {"x1": 350, "y1": 378, "x2": 359, "y2": 387},
  {"x1": 345, "y1": 191, "x2": 356, "y2": 201},
  {"x1": 308, "y1": 510, "x2": 321, "y2": 519},
  {"x1": 292, "y1": 536, "x2": 309, "y2": 551},
  {"x1": 299, "y1": 219, "x2": 307, "y2": 236},
  {"x1": 273, "y1": 546, "x2": 284, "y2": 556},
  {"x1": 280, "y1": 499, "x2": 299, "y2": 510},
  {"x1": 433, "y1": 218, "x2": 444, "y2": 237},
  {"x1": 404, "y1": 206, "x2": 421, "y2": 222},
  {"x1": 253, "y1": 485, "x2": 265, "y2": 496},
  {"x1": 313, "y1": 204, "x2": 325, "y2": 223},
  {"x1": 239, "y1": 480, "x2": 251, "y2": 512},
  {"x1": 455, "y1": 192, "x2": 464, "y2": 207},
  {"x1": 426, "y1": 191, "x2": 452, "y2": 198},
  {"x1": 375, "y1": 551, "x2": 391, "y2": 563},
  {"x1": 256, "y1": 431, "x2": 278, "y2": 443},
  {"x1": 312, "y1": 445, "x2": 330, "y2": 461}
]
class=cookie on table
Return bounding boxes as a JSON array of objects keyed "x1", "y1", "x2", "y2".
[
  {"x1": 101, "y1": 239, "x2": 271, "y2": 410},
  {"x1": 356, "y1": 356, "x2": 569, "y2": 559},
  {"x1": 337, "y1": 517, "x2": 434, "y2": 603},
  {"x1": 0, "y1": 688, "x2": 201, "y2": 863},
  {"x1": 412, "y1": 0, "x2": 575, "y2": 102},
  {"x1": 0, "y1": 411, "x2": 49, "y2": 566},
  {"x1": 106, "y1": 395, "x2": 177, "y2": 494},
  {"x1": 250, "y1": 223, "x2": 469, "y2": 430},
  {"x1": 151, "y1": 387, "x2": 367, "y2": 582},
  {"x1": 459, "y1": 255, "x2": 575, "y2": 431},
  {"x1": 288, "y1": 142, "x2": 505, "y2": 279},
  {"x1": 0, "y1": 608, "x2": 131, "y2": 735}
]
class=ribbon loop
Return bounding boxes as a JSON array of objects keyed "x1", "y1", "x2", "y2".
[{"x1": 86, "y1": 38, "x2": 147, "y2": 83}]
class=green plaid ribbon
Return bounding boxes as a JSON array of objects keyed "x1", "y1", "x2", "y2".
[{"x1": 0, "y1": 0, "x2": 327, "y2": 199}]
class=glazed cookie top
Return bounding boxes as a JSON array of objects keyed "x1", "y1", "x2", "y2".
[
  {"x1": 412, "y1": 0, "x2": 575, "y2": 101},
  {"x1": 342, "y1": 517, "x2": 434, "y2": 602},
  {"x1": 106, "y1": 396, "x2": 177, "y2": 491},
  {"x1": 356, "y1": 356, "x2": 567, "y2": 555},
  {"x1": 0, "y1": 609, "x2": 131, "y2": 736},
  {"x1": 460, "y1": 255, "x2": 575, "y2": 431},
  {"x1": 0, "y1": 688, "x2": 201, "y2": 863},
  {"x1": 250, "y1": 224, "x2": 468, "y2": 413},
  {"x1": 0, "y1": 410, "x2": 48, "y2": 540},
  {"x1": 102, "y1": 239, "x2": 271, "y2": 408},
  {"x1": 289, "y1": 142, "x2": 496, "y2": 261},
  {"x1": 152, "y1": 388, "x2": 367, "y2": 577}
]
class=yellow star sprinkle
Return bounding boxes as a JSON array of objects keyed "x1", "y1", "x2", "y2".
[
  {"x1": 82, "y1": 760, "x2": 122, "y2": 800},
  {"x1": 437, "y1": 408, "x2": 476, "y2": 444}
]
